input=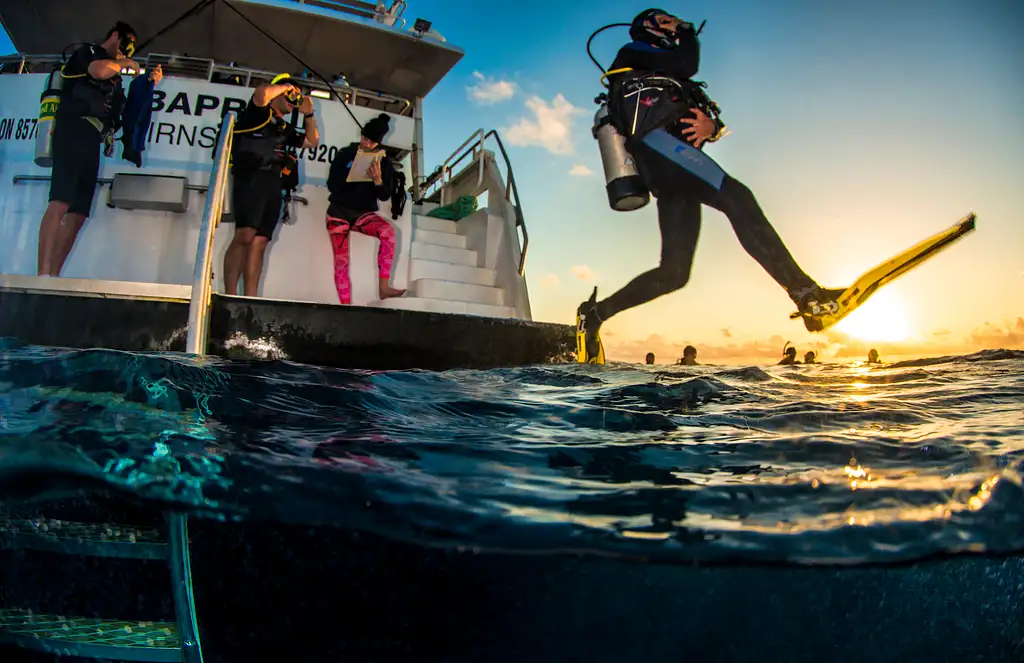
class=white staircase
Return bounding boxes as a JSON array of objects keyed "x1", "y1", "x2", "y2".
[{"x1": 373, "y1": 210, "x2": 515, "y2": 318}]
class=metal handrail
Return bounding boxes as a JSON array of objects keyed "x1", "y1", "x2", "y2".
[
  {"x1": 482, "y1": 130, "x2": 529, "y2": 276},
  {"x1": 437, "y1": 129, "x2": 484, "y2": 205},
  {"x1": 185, "y1": 111, "x2": 234, "y2": 355}
]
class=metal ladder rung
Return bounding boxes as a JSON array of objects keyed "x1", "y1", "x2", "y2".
[
  {"x1": 0, "y1": 516, "x2": 168, "y2": 560},
  {"x1": 0, "y1": 609, "x2": 180, "y2": 662}
]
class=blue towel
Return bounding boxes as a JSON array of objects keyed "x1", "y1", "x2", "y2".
[{"x1": 120, "y1": 74, "x2": 155, "y2": 167}]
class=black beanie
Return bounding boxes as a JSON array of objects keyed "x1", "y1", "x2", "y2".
[{"x1": 361, "y1": 113, "x2": 390, "y2": 144}]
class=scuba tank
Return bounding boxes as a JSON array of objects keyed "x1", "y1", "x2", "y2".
[
  {"x1": 34, "y1": 67, "x2": 64, "y2": 168},
  {"x1": 592, "y1": 102, "x2": 649, "y2": 212}
]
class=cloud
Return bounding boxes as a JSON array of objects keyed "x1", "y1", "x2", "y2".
[
  {"x1": 968, "y1": 317, "x2": 1024, "y2": 348},
  {"x1": 466, "y1": 71, "x2": 516, "y2": 105},
  {"x1": 568, "y1": 164, "x2": 593, "y2": 177},
  {"x1": 504, "y1": 94, "x2": 585, "y2": 155},
  {"x1": 539, "y1": 273, "x2": 561, "y2": 289},
  {"x1": 569, "y1": 265, "x2": 597, "y2": 282},
  {"x1": 721, "y1": 328, "x2": 733, "y2": 338}
]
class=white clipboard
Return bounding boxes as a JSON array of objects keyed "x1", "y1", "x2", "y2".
[{"x1": 346, "y1": 149, "x2": 385, "y2": 183}]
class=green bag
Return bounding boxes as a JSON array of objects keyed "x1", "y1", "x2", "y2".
[{"x1": 426, "y1": 195, "x2": 478, "y2": 221}]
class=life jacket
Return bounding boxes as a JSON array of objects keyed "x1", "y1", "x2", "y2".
[{"x1": 390, "y1": 168, "x2": 407, "y2": 220}]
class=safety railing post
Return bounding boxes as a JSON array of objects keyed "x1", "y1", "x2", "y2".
[{"x1": 185, "y1": 111, "x2": 235, "y2": 356}]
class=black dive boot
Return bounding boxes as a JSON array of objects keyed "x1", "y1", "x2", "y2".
[{"x1": 575, "y1": 287, "x2": 606, "y2": 365}]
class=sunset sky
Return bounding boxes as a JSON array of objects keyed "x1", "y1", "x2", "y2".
[
  {"x1": 412, "y1": 0, "x2": 1024, "y2": 363},
  {"x1": 2, "y1": 0, "x2": 1021, "y2": 364}
]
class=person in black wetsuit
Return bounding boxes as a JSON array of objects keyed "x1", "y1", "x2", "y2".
[
  {"x1": 577, "y1": 8, "x2": 845, "y2": 362},
  {"x1": 223, "y1": 78, "x2": 319, "y2": 296},
  {"x1": 36, "y1": 22, "x2": 162, "y2": 277}
]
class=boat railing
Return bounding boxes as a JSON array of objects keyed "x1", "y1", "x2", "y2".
[
  {"x1": 186, "y1": 111, "x2": 235, "y2": 356},
  {"x1": 425, "y1": 128, "x2": 530, "y2": 275},
  {"x1": 0, "y1": 53, "x2": 413, "y2": 116}
]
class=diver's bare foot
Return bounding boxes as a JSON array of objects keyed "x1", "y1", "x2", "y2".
[{"x1": 380, "y1": 286, "x2": 406, "y2": 299}]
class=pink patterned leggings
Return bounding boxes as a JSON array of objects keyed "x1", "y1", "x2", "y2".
[{"x1": 326, "y1": 212, "x2": 397, "y2": 305}]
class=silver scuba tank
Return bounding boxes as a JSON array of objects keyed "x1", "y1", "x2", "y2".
[
  {"x1": 34, "y1": 67, "x2": 63, "y2": 168},
  {"x1": 593, "y1": 103, "x2": 649, "y2": 212}
]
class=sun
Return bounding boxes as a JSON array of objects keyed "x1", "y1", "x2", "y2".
[{"x1": 834, "y1": 288, "x2": 914, "y2": 342}]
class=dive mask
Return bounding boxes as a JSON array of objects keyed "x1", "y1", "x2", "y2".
[{"x1": 120, "y1": 34, "x2": 136, "y2": 58}]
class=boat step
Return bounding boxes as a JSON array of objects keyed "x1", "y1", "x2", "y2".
[
  {"x1": 413, "y1": 227, "x2": 468, "y2": 249},
  {"x1": 373, "y1": 297, "x2": 515, "y2": 319},
  {"x1": 0, "y1": 609, "x2": 180, "y2": 662},
  {"x1": 413, "y1": 215, "x2": 459, "y2": 234},
  {"x1": 0, "y1": 274, "x2": 191, "y2": 302},
  {"x1": 0, "y1": 516, "x2": 167, "y2": 560},
  {"x1": 409, "y1": 259, "x2": 497, "y2": 287},
  {"x1": 410, "y1": 241, "x2": 478, "y2": 267},
  {"x1": 410, "y1": 278, "x2": 505, "y2": 306}
]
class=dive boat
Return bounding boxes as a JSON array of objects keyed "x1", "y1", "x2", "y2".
[
  {"x1": 0, "y1": 0, "x2": 574, "y2": 370},
  {"x1": 3, "y1": 4, "x2": 1017, "y2": 663}
]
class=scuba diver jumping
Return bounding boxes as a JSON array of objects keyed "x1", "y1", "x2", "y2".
[{"x1": 577, "y1": 8, "x2": 846, "y2": 364}]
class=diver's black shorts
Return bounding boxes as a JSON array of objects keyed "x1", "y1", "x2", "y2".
[
  {"x1": 232, "y1": 169, "x2": 283, "y2": 239},
  {"x1": 48, "y1": 117, "x2": 102, "y2": 217}
]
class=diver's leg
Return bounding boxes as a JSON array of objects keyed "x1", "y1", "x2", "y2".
[
  {"x1": 575, "y1": 195, "x2": 700, "y2": 363},
  {"x1": 703, "y1": 176, "x2": 815, "y2": 294},
  {"x1": 705, "y1": 176, "x2": 843, "y2": 315},
  {"x1": 640, "y1": 129, "x2": 842, "y2": 318},
  {"x1": 592, "y1": 195, "x2": 701, "y2": 322}
]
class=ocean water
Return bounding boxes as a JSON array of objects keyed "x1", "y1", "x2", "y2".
[{"x1": 0, "y1": 339, "x2": 1022, "y2": 566}]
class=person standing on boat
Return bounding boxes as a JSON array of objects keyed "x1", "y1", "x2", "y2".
[
  {"x1": 36, "y1": 22, "x2": 162, "y2": 277},
  {"x1": 576, "y1": 9, "x2": 845, "y2": 364},
  {"x1": 324, "y1": 114, "x2": 406, "y2": 305},
  {"x1": 223, "y1": 78, "x2": 319, "y2": 297}
]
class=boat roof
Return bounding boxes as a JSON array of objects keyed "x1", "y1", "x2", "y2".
[{"x1": 0, "y1": 0, "x2": 464, "y2": 100}]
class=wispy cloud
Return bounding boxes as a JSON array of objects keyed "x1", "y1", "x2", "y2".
[
  {"x1": 466, "y1": 71, "x2": 516, "y2": 105},
  {"x1": 568, "y1": 164, "x2": 593, "y2": 176},
  {"x1": 570, "y1": 265, "x2": 597, "y2": 282},
  {"x1": 539, "y1": 273, "x2": 561, "y2": 289},
  {"x1": 504, "y1": 94, "x2": 585, "y2": 155}
]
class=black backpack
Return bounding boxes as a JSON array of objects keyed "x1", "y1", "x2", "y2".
[{"x1": 391, "y1": 168, "x2": 407, "y2": 220}]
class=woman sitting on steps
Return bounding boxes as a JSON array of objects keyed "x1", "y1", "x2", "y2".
[{"x1": 324, "y1": 113, "x2": 406, "y2": 304}]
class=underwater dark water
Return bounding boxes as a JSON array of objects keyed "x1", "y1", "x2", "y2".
[{"x1": 1, "y1": 339, "x2": 1022, "y2": 566}]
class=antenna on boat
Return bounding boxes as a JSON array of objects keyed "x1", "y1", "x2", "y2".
[{"x1": 220, "y1": 0, "x2": 364, "y2": 131}]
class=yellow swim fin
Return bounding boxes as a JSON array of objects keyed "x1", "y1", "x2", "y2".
[
  {"x1": 793, "y1": 212, "x2": 977, "y2": 332},
  {"x1": 576, "y1": 287, "x2": 606, "y2": 365}
]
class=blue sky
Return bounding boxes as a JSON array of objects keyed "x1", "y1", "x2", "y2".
[{"x1": 4, "y1": 1, "x2": 1022, "y2": 362}]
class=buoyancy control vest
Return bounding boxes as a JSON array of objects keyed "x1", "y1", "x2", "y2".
[
  {"x1": 231, "y1": 101, "x2": 296, "y2": 173},
  {"x1": 59, "y1": 44, "x2": 126, "y2": 129},
  {"x1": 605, "y1": 70, "x2": 722, "y2": 151}
]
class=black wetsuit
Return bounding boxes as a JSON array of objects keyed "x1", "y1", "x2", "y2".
[
  {"x1": 50, "y1": 44, "x2": 125, "y2": 216},
  {"x1": 592, "y1": 37, "x2": 819, "y2": 322},
  {"x1": 230, "y1": 98, "x2": 305, "y2": 239}
]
